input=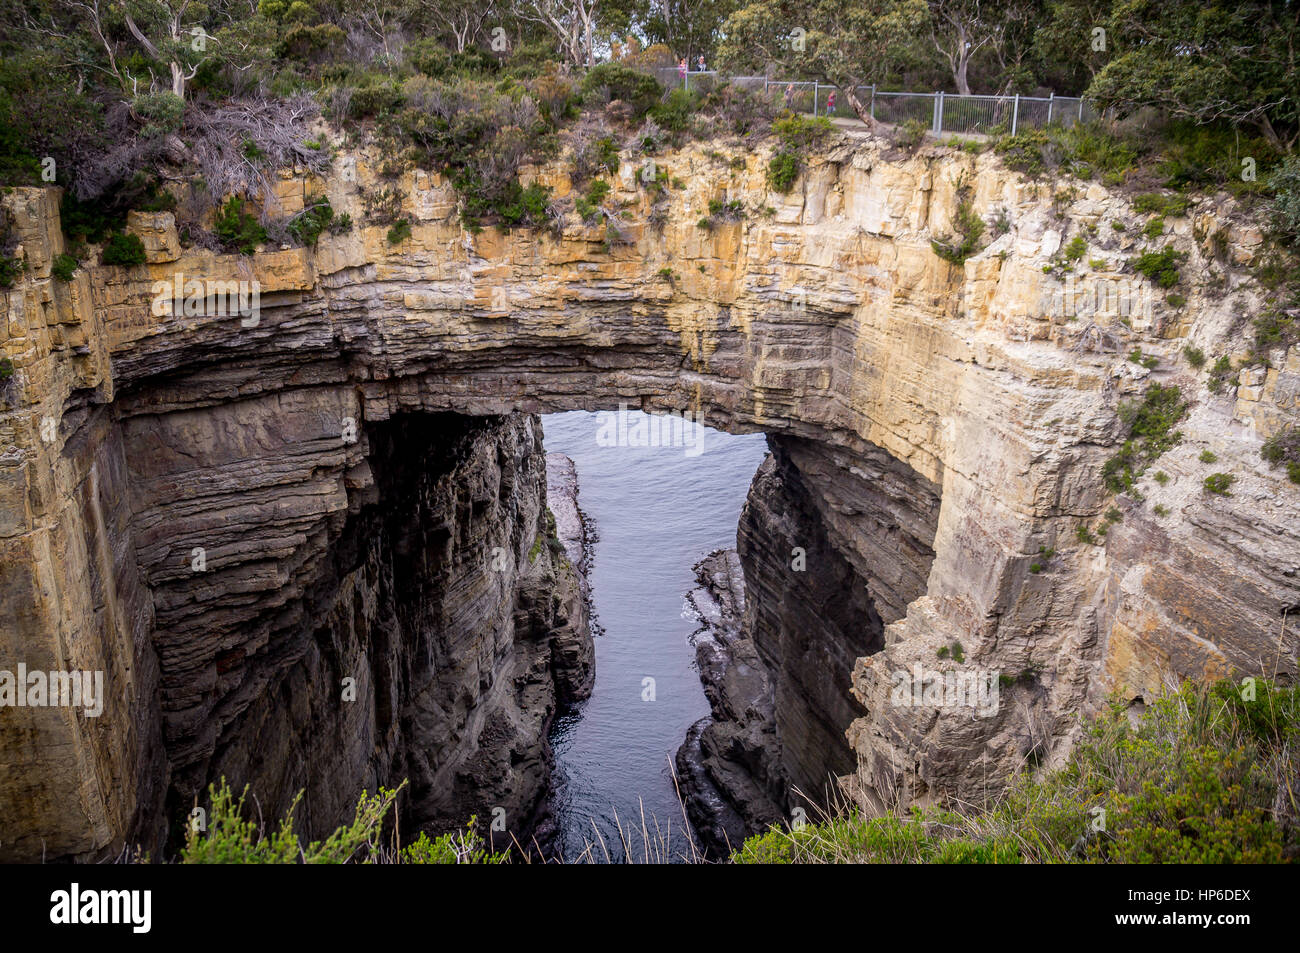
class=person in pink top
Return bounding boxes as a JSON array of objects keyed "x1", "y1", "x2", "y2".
[{"x1": 826, "y1": 90, "x2": 836, "y2": 114}]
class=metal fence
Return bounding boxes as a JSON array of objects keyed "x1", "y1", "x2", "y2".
[
  {"x1": 646, "y1": 67, "x2": 1095, "y2": 135},
  {"x1": 762, "y1": 81, "x2": 1094, "y2": 134}
]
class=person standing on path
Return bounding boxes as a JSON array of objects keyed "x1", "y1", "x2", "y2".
[
  {"x1": 784, "y1": 83, "x2": 795, "y2": 110},
  {"x1": 678, "y1": 59, "x2": 687, "y2": 85},
  {"x1": 826, "y1": 90, "x2": 836, "y2": 115},
  {"x1": 697, "y1": 55, "x2": 706, "y2": 72}
]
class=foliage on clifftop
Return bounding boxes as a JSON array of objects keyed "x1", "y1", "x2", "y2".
[
  {"x1": 175, "y1": 778, "x2": 507, "y2": 864},
  {"x1": 169, "y1": 678, "x2": 1297, "y2": 864},
  {"x1": 734, "y1": 679, "x2": 1300, "y2": 864}
]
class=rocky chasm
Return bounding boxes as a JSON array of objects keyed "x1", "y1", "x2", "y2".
[{"x1": 2, "y1": 127, "x2": 1298, "y2": 860}]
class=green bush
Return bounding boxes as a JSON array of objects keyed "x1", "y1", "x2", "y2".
[
  {"x1": 1102, "y1": 384, "x2": 1188, "y2": 493},
  {"x1": 574, "y1": 179, "x2": 610, "y2": 222},
  {"x1": 895, "y1": 118, "x2": 928, "y2": 152},
  {"x1": 349, "y1": 80, "x2": 405, "y2": 119},
  {"x1": 1203, "y1": 472, "x2": 1235, "y2": 496},
  {"x1": 1207, "y1": 355, "x2": 1237, "y2": 394},
  {"x1": 100, "y1": 232, "x2": 146, "y2": 266},
  {"x1": 734, "y1": 679, "x2": 1298, "y2": 864},
  {"x1": 498, "y1": 182, "x2": 551, "y2": 228},
  {"x1": 0, "y1": 357, "x2": 13, "y2": 381},
  {"x1": 401, "y1": 822, "x2": 507, "y2": 864},
  {"x1": 650, "y1": 88, "x2": 699, "y2": 133},
  {"x1": 0, "y1": 254, "x2": 23, "y2": 287},
  {"x1": 386, "y1": 218, "x2": 411, "y2": 244},
  {"x1": 132, "y1": 91, "x2": 185, "y2": 138},
  {"x1": 1133, "y1": 192, "x2": 1191, "y2": 217},
  {"x1": 580, "y1": 63, "x2": 663, "y2": 118},
  {"x1": 1132, "y1": 246, "x2": 1186, "y2": 288},
  {"x1": 51, "y1": 253, "x2": 77, "y2": 281},
  {"x1": 931, "y1": 180, "x2": 985, "y2": 265},
  {"x1": 213, "y1": 197, "x2": 267, "y2": 255},
  {"x1": 180, "y1": 778, "x2": 402, "y2": 864},
  {"x1": 1268, "y1": 154, "x2": 1300, "y2": 245},
  {"x1": 1183, "y1": 345, "x2": 1206, "y2": 368},
  {"x1": 1260, "y1": 426, "x2": 1300, "y2": 484},
  {"x1": 767, "y1": 148, "x2": 800, "y2": 193},
  {"x1": 286, "y1": 197, "x2": 334, "y2": 246}
]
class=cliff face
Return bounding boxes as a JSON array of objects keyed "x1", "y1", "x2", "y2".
[{"x1": 2, "y1": 124, "x2": 1298, "y2": 857}]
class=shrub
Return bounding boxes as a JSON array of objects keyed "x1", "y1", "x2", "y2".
[
  {"x1": 580, "y1": 63, "x2": 663, "y2": 118},
  {"x1": 575, "y1": 179, "x2": 611, "y2": 222},
  {"x1": 1132, "y1": 192, "x2": 1191, "y2": 217},
  {"x1": 0, "y1": 357, "x2": 13, "y2": 381},
  {"x1": 132, "y1": 91, "x2": 185, "y2": 138},
  {"x1": 401, "y1": 822, "x2": 507, "y2": 865},
  {"x1": 180, "y1": 778, "x2": 404, "y2": 864},
  {"x1": 931, "y1": 179, "x2": 985, "y2": 266},
  {"x1": 734, "y1": 679, "x2": 1298, "y2": 864},
  {"x1": 286, "y1": 198, "x2": 334, "y2": 246},
  {"x1": 1183, "y1": 345, "x2": 1206, "y2": 368},
  {"x1": 1132, "y1": 246, "x2": 1186, "y2": 288},
  {"x1": 1207, "y1": 355, "x2": 1236, "y2": 394},
  {"x1": 895, "y1": 118, "x2": 928, "y2": 152},
  {"x1": 100, "y1": 232, "x2": 146, "y2": 266},
  {"x1": 1252, "y1": 302, "x2": 1299, "y2": 358},
  {"x1": 1267, "y1": 154, "x2": 1300, "y2": 245},
  {"x1": 1260, "y1": 426, "x2": 1300, "y2": 484},
  {"x1": 498, "y1": 182, "x2": 551, "y2": 228},
  {"x1": 650, "y1": 88, "x2": 698, "y2": 133},
  {"x1": 0, "y1": 254, "x2": 23, "y2": 286},
  {"x1": 386, "y1": 218, "x2": 411, "y2": 244},
  {"x1": 1199, "y1": 449, "x2": 1218, "y2": 464},
  {"x1": 51, "y1": 253, "x2": 77, "y2": 281},
  {"x1": 213, "y1": 197, "x2": 267, "y2": 255},
  {"x1": 1102, "y1": 384, "x2": 1188, "y2": 493},
  {"x1": 767, "y1": 149, "x2": 800, "y2": 192},
  {"x1": 348, "y1": 80, "x2": 404, "y2": 119},
  {"x1": 1203, "y1": 472, "x2": 1235, "y2": 495}
]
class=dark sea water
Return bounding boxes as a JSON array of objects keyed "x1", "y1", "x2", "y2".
[{"x1": 541, "y1": 410, "x2": 769, "y2": 862}]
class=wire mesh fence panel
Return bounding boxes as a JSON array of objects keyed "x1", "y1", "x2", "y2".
[
  {"x1": 872, "y1": 91, "x2": 937, "y2": 127},
  {"x1": 636, "y1": 64, "x2": 1096, "y2": 133},
  {"x1": 652, "y1": 66, "x2": 687, "y2": 89},
  {"x1": 1013, "y1": 97, "x2": 1053, "y2": 129},
  {"x1": 939, "y1": 95, "x2": 1017, "y2": 134},
  {"x1": 730, "y1": 75, "x2": 768, "y2": 92},
  {"x1": 764, "y1": 81, "x2": 819, "y2": 114}
]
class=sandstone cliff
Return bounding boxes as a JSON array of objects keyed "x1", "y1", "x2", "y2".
[{"x1": 2, "y1": 122, "x2": 1297, "y2": 857}]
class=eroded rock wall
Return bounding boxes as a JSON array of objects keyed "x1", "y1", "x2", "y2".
[{"x1": 4, "y1": 122, "x2": 1299, "y2": 856}]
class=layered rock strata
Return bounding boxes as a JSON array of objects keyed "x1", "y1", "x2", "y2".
[{"x1": 3, "y1": 123, "x2": 1298, "y2": 858}]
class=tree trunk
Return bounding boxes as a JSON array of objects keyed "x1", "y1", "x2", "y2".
[
  {"x1": 843, "y1": 85, "x2": 883, "y2": 130},
  {"x1": 955, "y1": 54, "x2": 971, "y2": 96}
]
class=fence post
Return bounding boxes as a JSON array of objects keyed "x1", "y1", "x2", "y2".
[
  {"x1": 1078, "y1": 97, "x2": 1084, "y2": 121},
  {"x1": 934, "y1": 91, "x2": 944, "y2": 134},
  {"x1": 870, "y1": 84, "x2": 876, "y2": 120},
  {"x1": 1046, "y1": 92, "x2": 1054, "y2": 124},
  {"x1": 1011, "y1": 94, "x2": 1019, "y2": 135},
  {"x1": 812, "y1": 82, "x2": 819, "y2": 116}
]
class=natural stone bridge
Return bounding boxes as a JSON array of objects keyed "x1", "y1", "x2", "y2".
[{"x1": 3, "y1": 130, "x2": 1297, "y2": 859}]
